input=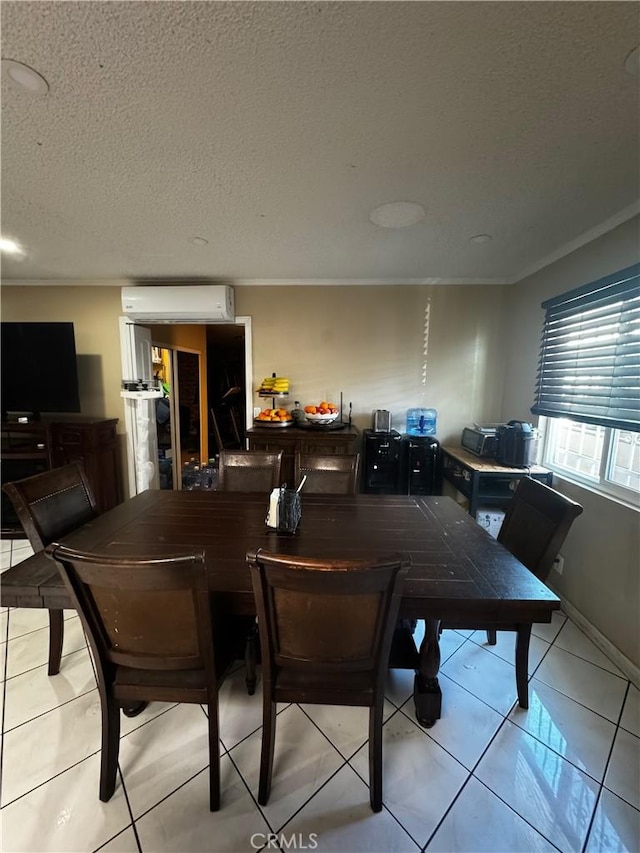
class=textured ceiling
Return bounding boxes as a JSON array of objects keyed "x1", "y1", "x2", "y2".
[{"x1": 1, "y1": 1, "x2": 639, "y2": 284}]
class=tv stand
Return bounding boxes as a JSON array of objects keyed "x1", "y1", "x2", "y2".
[{"x1": 1, "y1": 415, "x2": 122, "y2": 538}]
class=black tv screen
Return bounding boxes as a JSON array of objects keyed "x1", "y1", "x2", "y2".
[{"x1": 1, "y1": 322, "x2": 81, "y2": 417}]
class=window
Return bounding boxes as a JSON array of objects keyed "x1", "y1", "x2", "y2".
[
  {"x1": 541, "y1": 418, "x2": 639, "y2": 504},
  {"x1": 533, "y1": 264, "x2": 640, "y2": 506}
]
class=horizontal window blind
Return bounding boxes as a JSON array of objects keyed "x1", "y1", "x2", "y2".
[{"x1": 531, "y1": 263, "x2": 640, "y2": 431}]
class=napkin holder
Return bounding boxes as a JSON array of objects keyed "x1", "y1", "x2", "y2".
[{"x1": 266, "y1": 486, "x2": 301, "y2": 534}]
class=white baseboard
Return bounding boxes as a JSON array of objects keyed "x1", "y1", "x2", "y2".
[{"x1": 559, "y1": 597, "x2": 640, "y2": 689}]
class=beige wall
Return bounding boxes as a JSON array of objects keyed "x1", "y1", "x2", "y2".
[
  {"x1": 236, "y1": 284, "x2": 508, "y2": 442},
  {"x1": 2, "y1": 281, "x2": 508, "y2": 447},
  {"x1": 500, "y1": 216, "x2": 640, "y2": 668}
]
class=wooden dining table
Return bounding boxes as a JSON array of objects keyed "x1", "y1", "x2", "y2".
[{"x1": 0, "y1": 490, "x2": 560, "y2": 727}]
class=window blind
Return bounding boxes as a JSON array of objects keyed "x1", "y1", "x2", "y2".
[{"x1": 531, "y1": 263, "x2": 640, "y2": 431}]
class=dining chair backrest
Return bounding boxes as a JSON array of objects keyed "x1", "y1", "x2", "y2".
[
  {"x1": 294, "y1": 453, "x2": 360, "y2": 494},
  {"x1": 497, "y1": 476, "x2": 584, "y2": 582},
  {"x1": 45, "y1": 543, "x2": 232, "y2": 810},
  {"x1": 2, "y1": 462, "x2": 100, "y2": 677},
  {"x1": 217, "y1": 450, "x2": 283, "y2": 492},
  {"x1": 48, "y1": 546, "x2": 212, "y2": 672},
  {"x1": 2, "y1": 462, "x2": 98, "y2": 551},
  {"x1": 247, "y1": 547, "x2": 410, "y2": 811}
]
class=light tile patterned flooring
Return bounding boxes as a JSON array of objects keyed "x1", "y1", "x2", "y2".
[{"x1": 1, "y1": 538, "x2": 638, "y2": 853}]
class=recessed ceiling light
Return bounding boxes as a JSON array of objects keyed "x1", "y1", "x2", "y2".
[
  {"x1": 191, "y1": 236, "x2": 209, "y2": 246},
  {"x1": 469, "y1": 234, "x2": 493, "y2": 244},
  {"x1": 0, "y1": 237, "x2": 25, "y2": 255},
  {"x1": 370, "y1": 201, "x2": 426, "y2": 229},
  {"x1": 624, "y1": 45, "x2": 639, "y2": 76},
  {"x1": 1, "y1": 59, "x2": 49, "y2": 95}
]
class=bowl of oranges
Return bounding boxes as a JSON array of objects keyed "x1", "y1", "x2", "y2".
[
  {"x1": 304, "y1": 402, "x2": 340, "y2": 425},
  {"x1": 254, "y1": 407, "x2": 293, "y2": 427}
]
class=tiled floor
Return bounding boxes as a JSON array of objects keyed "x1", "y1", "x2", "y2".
[{"x1": 1, "y1": 538, "x2": 638, "y2": 853}]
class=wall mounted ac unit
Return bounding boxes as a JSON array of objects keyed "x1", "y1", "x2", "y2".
[{"x1": 121, "y1": 284, "x2": 235, "y2": 323}]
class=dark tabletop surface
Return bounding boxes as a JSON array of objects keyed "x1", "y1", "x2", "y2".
[{"x1": 1, "y1": 491, "x2": 560, "y2": 622}]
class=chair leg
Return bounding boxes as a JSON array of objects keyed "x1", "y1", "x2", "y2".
[
  {"x1": 99, "y1": 695, "x2": 121, "y2": 802},
  {"x1": 208, "y1": 697, "x2": 221, "y2": 811},
  {"x1": 47, "y1": 609, "x2": 64, "y2": 675},
  {"x1": 486, "y1": 629, "x2": 497, "y2": 645},
  {"x1": 258, "y1": 696, "x2": 277, "y2": 806},
  {"x1": 515, "y1": 624, "x2": 532, "y2": 709},
  {"x1": 368, "y1": 701, "x2": 384, "y2": 812},
  {"x1": 245, "y1": 621, "x2": 258, "y2": 695}
]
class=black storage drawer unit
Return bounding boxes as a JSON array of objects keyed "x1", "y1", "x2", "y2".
[
  {"x1": 363, "y1": 429, "x2": 404, "y2": 494},
  {"x1": 403, "y1": 435, "x2": 441, "y2": 496}
]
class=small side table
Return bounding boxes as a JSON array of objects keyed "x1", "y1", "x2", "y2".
[{"x1": 441, "y1": 445, "x2": 553, "y2": 518}]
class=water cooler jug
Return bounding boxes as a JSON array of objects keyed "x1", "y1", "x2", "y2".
[{"x1": 406, "y1": 408, "x2": 437, "y2": 437}]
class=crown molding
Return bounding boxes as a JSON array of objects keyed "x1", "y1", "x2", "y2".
[
  {"x1": 513, "y1": 200, "x2": 640, "y2": 283},
  {"x1": 1, "y1": 276, "x2": 512, "y2": 287},
  {"x1": 230, "y1": 278, "x2": 512, "y2": 286},
  {"x1": 1, "y1": 278, "x2": 133, "y2": 287}
]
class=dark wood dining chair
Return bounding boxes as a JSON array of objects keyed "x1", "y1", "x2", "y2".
[
  {"x1": 247, "y1": 548, "x2": 411, "y2": 812},
  {"x1": 2, "y1": 462, "x2": 98, "y2": 676},
  {"x1": 217, "y1": 450, "x2": 283, "y2": 492},
  {"x1": 216, "y1": 449, "x2": 284, "y2": 694},
  {"x1": 294, "y1": 453, "x2": 360, "y2": 494},
  {"x1": 44, "y1": 543, "x2": 240, "y2": 811},
  {"x1": 496, "y1": 475, "x2": 584, "y2": 584},
  {"x1": 443, "y1": 476, "x2": 583, "y2": 706}
]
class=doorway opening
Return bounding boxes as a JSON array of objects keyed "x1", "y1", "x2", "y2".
[
  {"x1": 152, "y1": 326, "x2": 249, "y2": 489},
  {"x1": 154, "y1": 346, "x2": 203, "y2": 489},
  {"x1": 121, "y1": 316, "x2": 253, "y2": 495},
  {"x1": 206, "y1": 324, "x2": 247, "y2": 457}
]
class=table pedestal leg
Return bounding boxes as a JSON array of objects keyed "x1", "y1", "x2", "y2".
[
  {"x1": 515, "y1": 623, "x2": 532, "y2": 709},
  {"x1": 413, "y1": 618, "x2": 442, "y2": 728}
]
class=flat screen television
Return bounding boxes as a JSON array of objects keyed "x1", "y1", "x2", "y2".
[{"x1": 1, "y1": 322, "x2": 81, "y2": 419}]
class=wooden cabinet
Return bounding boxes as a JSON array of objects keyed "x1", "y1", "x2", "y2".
[
  {"x1": 1, "y1": 416, "x2": 122, "y2": 537},
  {"x1": 246, "y1": 426, "x2": 359, "y2": 488}
]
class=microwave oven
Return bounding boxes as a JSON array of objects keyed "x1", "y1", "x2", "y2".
[{"x1": 461, "y1": 426, "x2": 498, "y2": 457}]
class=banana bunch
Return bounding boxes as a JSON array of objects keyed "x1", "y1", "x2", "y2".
[{"x1": 259, "y1": 376, "x2": 290, "y2": 394}]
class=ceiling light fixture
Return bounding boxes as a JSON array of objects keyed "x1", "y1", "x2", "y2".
[
  {"x1": 624, "y1": 45, "x2": 639, "y2": 76},
  {"x1": 469, "y1": 234, "x2": 493, "y2": 244},
  {"x1": 0, "y1": 237, "x2": 25, "y2": 255},
  {"x1": 369, "y1": 201, "x2": 426, "y2": 229},
  {"x1": 1, "y1": 59, "x2": 49, "y2": 95}
]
